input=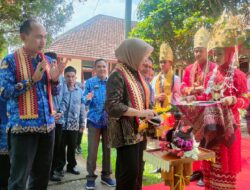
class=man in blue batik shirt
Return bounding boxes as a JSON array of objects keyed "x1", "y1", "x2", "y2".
[
  {"x1": 83, "y1": 59, "x2": 116, "y2": 190},
  {"x1": 0, "y1": 19, "x2": 67, "y2": 190}
]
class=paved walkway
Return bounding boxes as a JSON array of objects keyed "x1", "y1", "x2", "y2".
[{"x1": 47, "y1": 155, "x2": 115, "y2": 190}]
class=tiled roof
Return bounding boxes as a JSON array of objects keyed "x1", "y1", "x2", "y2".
[{"x1": 48, "y1": 14, "x2": 136, "y2": 62}]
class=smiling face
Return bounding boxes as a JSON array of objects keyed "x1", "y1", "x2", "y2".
[
  {"x1": 194, "y1": 47, "x2": 207, "y2": 64},
  {"x1": 21, "y1": 22, "x2": 47, "y2": 54}
]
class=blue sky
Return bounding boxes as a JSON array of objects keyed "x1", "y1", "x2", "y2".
[{"x1": 61, "y1": 0, "x2": 140, "y2": 34}]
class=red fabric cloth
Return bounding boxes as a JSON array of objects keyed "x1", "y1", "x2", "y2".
[
  {"x1": 193, "y1": 161, "x2": 202, "y2": 171},
  {"x1": 181, "y1": 60, "x2": 216, "y2": 172},
  {"x1": 203, "y1": 147, "x2": 237, "y2": 190}
]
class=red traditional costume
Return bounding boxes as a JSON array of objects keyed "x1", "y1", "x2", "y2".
[
  {"x1": 195, "y1": 12, "x2": 249, "y2": 190},
  {"x1": 181, "y1": 27, "x2": 216, "y2": 175},
  {"x1": 181, "y1": 27, "x2": 216, "y2": 97},
  {"x1": 181, "y1": 61, "x2": 216, "y2": 96}
]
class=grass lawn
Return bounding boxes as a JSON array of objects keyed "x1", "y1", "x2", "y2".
[{"x1": 80, "y1": 133, "x2": 162, "y2": 186}]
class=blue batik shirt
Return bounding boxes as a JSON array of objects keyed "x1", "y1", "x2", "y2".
[
  {"x1": 83, "y1": 76, "x2": 108, "y2": 128},
  {"x1": 53, "y1": 76, "x2": 65, "y2": 125},
  {"x1": 0, "y1": 99, "x2": 8, "y2": 154},
  {"x1": 0, "y1": 53, "x2": 57, "y2": 134},
  {"x1": 61, "y1": 83, "x2": 85, "y2": 131}
]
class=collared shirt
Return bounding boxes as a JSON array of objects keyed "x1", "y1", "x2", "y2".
[
  {"x1": 61, "y1": 83, "x2": 85, "y2": 131},
  {"x1": 0, "y1": 53, "x2": 57, "y2": 134},
  {"x1": 83, "y1": 76, "x2": 107, "y2": 128},
  {"x1": 0, "y1": 99, "x2": 8, "y2": 154},
  {"x1": 53, "y1": 76, "x2": 65, "y2": 124}
]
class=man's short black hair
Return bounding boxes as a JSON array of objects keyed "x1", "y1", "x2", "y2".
[
  {"x1": 20, "y1": 19, "x2": 39, "y2": 34},
  {"x1": 93, "y1": 58, "x2": 107, "y2": 67},
  {"x1": 44, "y1": 52, "x2": 57, "y2": 60},
  {"x1": 64, "y1": 66, "x2": 76, "y2": 74}
]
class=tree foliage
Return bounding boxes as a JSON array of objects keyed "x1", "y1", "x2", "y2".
[
  {"x1": 0, "y1": 0, "x2": 86, "y2": 55},
  {"x1": 130, "y1": 0, "x2": 249, "y2": 64}
]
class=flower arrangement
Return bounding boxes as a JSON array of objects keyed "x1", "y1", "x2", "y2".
[
  {"x1": 138, "y1": 105, "x2": 175, "y2": 137},
  {"x1": 160, "y1": 121, "x2": 199, "y2": 159}
]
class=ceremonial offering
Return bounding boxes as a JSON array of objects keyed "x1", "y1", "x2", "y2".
[
  {"x1": 138, "y1": 105, "x2": 175, "y2": 138},
  {"x1": 159, "y1": 110, "x2": 199, "y2": 159},
  {"x1": 177, "y1": 101, "x2": 237, "y2": 148}
]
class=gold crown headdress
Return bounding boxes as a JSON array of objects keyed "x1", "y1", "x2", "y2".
[
  {"x1": 194, "y1": 26, "x2": 210, "y2": 48},
  {"x1": 159, "y1": 42, "x2": 173, "y2": 62},
  {"x1": 207, "y1": 10, "x2": 247, "y2": 51}
]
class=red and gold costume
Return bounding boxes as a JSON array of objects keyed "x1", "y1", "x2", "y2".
[
  {"x1": 181, "y1": 27, "x2": 216, "y2": 96},
  {"x1": 196, "y1": 12, "x2": 249, "y2": 190},
  {"x1": 181, "y1": 27, "x2": 216, "y2": 173}
]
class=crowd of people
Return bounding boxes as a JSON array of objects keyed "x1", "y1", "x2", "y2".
[{"x1": 0, "y1": 10, "x2": 249, "y2": 190}]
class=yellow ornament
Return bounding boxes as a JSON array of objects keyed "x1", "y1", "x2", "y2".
[
  {"x1": 159, "y1": 42, "x2": 173, "y2": 62},
  {"x1": 194, "y1": 26, "x2": 210, "y2": 48},
  {"x1": 138, "y1": 121, "x2": 148, "y2": 132},
  {"x1": 207, "y1": 11, "x2": 246, "y2": 51}
]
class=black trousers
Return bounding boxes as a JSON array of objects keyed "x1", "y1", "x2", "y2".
[
  {"x1": 8, "y1": 130, "x2": 55, "y2": 190},
  {"x1": 58, "y1": 130, "x2": 78, "y2": 171},
  {"x1": 0, "y1": 154, "x2": 10, "y2": 190},
  {"x1": 77, "y1": 131, "x2": 83, "y2": 147},
  {"x1": 115, "y1": 141, "x2": 145, "y2": 190},
  {"x1": 51, "y1": 124, "x2": 63, "y2": 175}
]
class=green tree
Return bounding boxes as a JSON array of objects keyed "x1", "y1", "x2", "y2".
[
  {"x1": 0, "y1": 0, "x2": 88, "y2": 55},
  {"x1": 130, "y1": 0, "x2": 249, "y2": 64}
]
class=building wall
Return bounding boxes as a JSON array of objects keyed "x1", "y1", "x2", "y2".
[{"x1": 66, "y1": 59, "x2": 82, "y2": 82}]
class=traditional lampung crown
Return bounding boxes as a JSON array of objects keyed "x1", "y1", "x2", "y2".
[
  {"x1": 159, "y1": 42, "x2": 174, "y2": 62},
  {"x1": 207, "y1": 11, "x2": 246, "y2": 51},
  {"x1": 193, "y1": 26, "x2": 210, "y2": 48}
]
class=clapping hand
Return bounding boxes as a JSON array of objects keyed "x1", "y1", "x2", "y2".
[
  {"x1": 50, "y1": 58, "x2": 68, "y2": 82},
  {"x1": 32, "y1": 60, "x2": 47, "y2": 83}
]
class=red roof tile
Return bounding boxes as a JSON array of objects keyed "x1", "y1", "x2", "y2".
[{"x1": 48, "y1": 14, "x2": 136, "y2": 62}]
